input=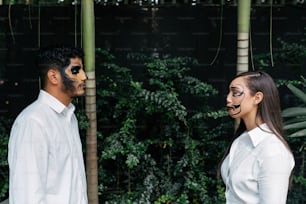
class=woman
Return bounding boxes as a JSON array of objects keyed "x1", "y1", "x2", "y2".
[{"x1": 220, "y1": 71, "x2": 295, "y2": 204}]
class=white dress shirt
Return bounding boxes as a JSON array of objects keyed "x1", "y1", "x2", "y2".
[
  {"x1": 8, "y1": 90, "x2": 88, "y2": 204},
  {"x1": 221, "y1": 123, "x2": 294, "y2": 204}
]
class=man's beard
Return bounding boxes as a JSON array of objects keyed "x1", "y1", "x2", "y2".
[{"x1": 61, "y1": 70, "x2": 76, "y2": 94}]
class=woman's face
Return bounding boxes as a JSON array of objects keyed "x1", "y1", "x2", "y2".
[{"x1": 226, "y1": 76, "x2": 259, "y2": 121}]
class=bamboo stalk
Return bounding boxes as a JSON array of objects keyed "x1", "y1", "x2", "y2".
[{"x1": 82, "y1": 0, "x2": 99, "y2": 203}]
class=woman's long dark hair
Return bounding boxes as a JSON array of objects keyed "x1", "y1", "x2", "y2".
[{"x1": 217, "y1": 71, "x2": 293, "y2": 185}]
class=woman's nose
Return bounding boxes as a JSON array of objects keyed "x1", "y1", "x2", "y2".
[{"x1": 226, "y1": 93, "x2": 231, "y2": 103}]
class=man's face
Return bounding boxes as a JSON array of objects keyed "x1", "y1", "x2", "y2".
[{"x1": 62, "y1": 57, "x2": 87, "y2": 97}]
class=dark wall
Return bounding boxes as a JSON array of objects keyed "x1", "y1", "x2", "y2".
[{"x1": 0, "y1": 5, "x2": 305, "y2": 117}]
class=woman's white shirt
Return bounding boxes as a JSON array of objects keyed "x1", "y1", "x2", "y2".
[{"x1": 221, "y1": 123, "x2": 295, "y2": 204}]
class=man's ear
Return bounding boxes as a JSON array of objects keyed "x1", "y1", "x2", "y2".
[
  {"x1": 254, "y1": 91, "x2": 263, "y2": 105},
  {"x1": 47, "y1": 69, "x2": 59, "y2": 85}
]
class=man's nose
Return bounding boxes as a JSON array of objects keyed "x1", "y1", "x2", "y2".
[{"x1": 80, "y1": 69, "x2": 88, "y2": 81}]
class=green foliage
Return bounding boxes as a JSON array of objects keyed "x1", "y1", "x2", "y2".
[
  {"x1": 0, "y1": 117, "x2": 11, "y2": 201},
  {"x1": 254, "y1": 34, "x2": 306, "y2": 71},
  {"x1": 93, "y1": 26, "x2": 306, "y2": 203},
  {"x1": 275, "y1": 79, "x2": 305, "y2": 88},
  {"x1": 287, "y1": 175, "x2": 306, "y2": 204},
  {"x1": 280, "y1": 79, "x2": 306, "y2": 204},
  {"x1": 95, "y1": 49, "x2": 230, "y2": 203},
  {"x1": 1, "y1": 42, "x2": 305, "y2": 202},
  {"x1": 282, "y1": 81, "x2": 306, "y2": 138}
]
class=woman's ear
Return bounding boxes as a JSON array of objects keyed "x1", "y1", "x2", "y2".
[{"x1": 254, "y1": 91, "x2": 263, "y2": 105}]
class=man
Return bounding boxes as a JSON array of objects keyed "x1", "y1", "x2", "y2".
[{"x1": 8, "y1": 47, "x2": 88, "y2": 204}]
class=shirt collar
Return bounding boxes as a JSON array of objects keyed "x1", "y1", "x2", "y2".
[
  {"x1": 247, "y1": 123, "x2": 272, "y2": 147},
  {"x1": 38, "y1": 90, "x2": 75, "y2": 115}
]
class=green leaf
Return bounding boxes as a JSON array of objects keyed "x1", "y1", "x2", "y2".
[
  {"x1": 126, "y1": 154, "x2": 139, "y2": 169},
  {"x1": 284, "y1": 121, "x2": 306, "y2": 130},
  {"x1": 288, "y1": 129, "x2": 306, "y2": 138},
  {"x1": 287, "y1": 84, "x2": 306, "y2": 104},
  {"x1": 282, "y1": 107, "x2": 306, "y2": 117}
]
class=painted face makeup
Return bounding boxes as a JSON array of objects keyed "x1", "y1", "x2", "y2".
[
  {"x1": 71, "y1": 65, "x2": 81, "y2": 75},
  {"x1": 62, "y1": 58, "x2": 87, "y2": 96},
  {"x1": 226, "y1": 84, "x2": 245, "y2": 116},
  {"x1": 65, "y1": 65, "x2": 87, "y2": 82}
]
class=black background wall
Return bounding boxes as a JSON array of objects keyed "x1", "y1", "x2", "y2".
[{"x1": 0, "y1": 4, "x2": 305, "y2": 117}]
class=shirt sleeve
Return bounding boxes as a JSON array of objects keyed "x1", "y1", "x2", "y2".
[
  {"x1": 258, "y1": 147, "x2": 294, "y2": 204},
  {"x1": 8, "y1": 117, "x2": 49, "y2": 204}
]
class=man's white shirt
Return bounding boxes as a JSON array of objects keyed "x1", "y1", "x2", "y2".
[{"x1": 8, "y1": 90, "x2": 88, "y2": 204}]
